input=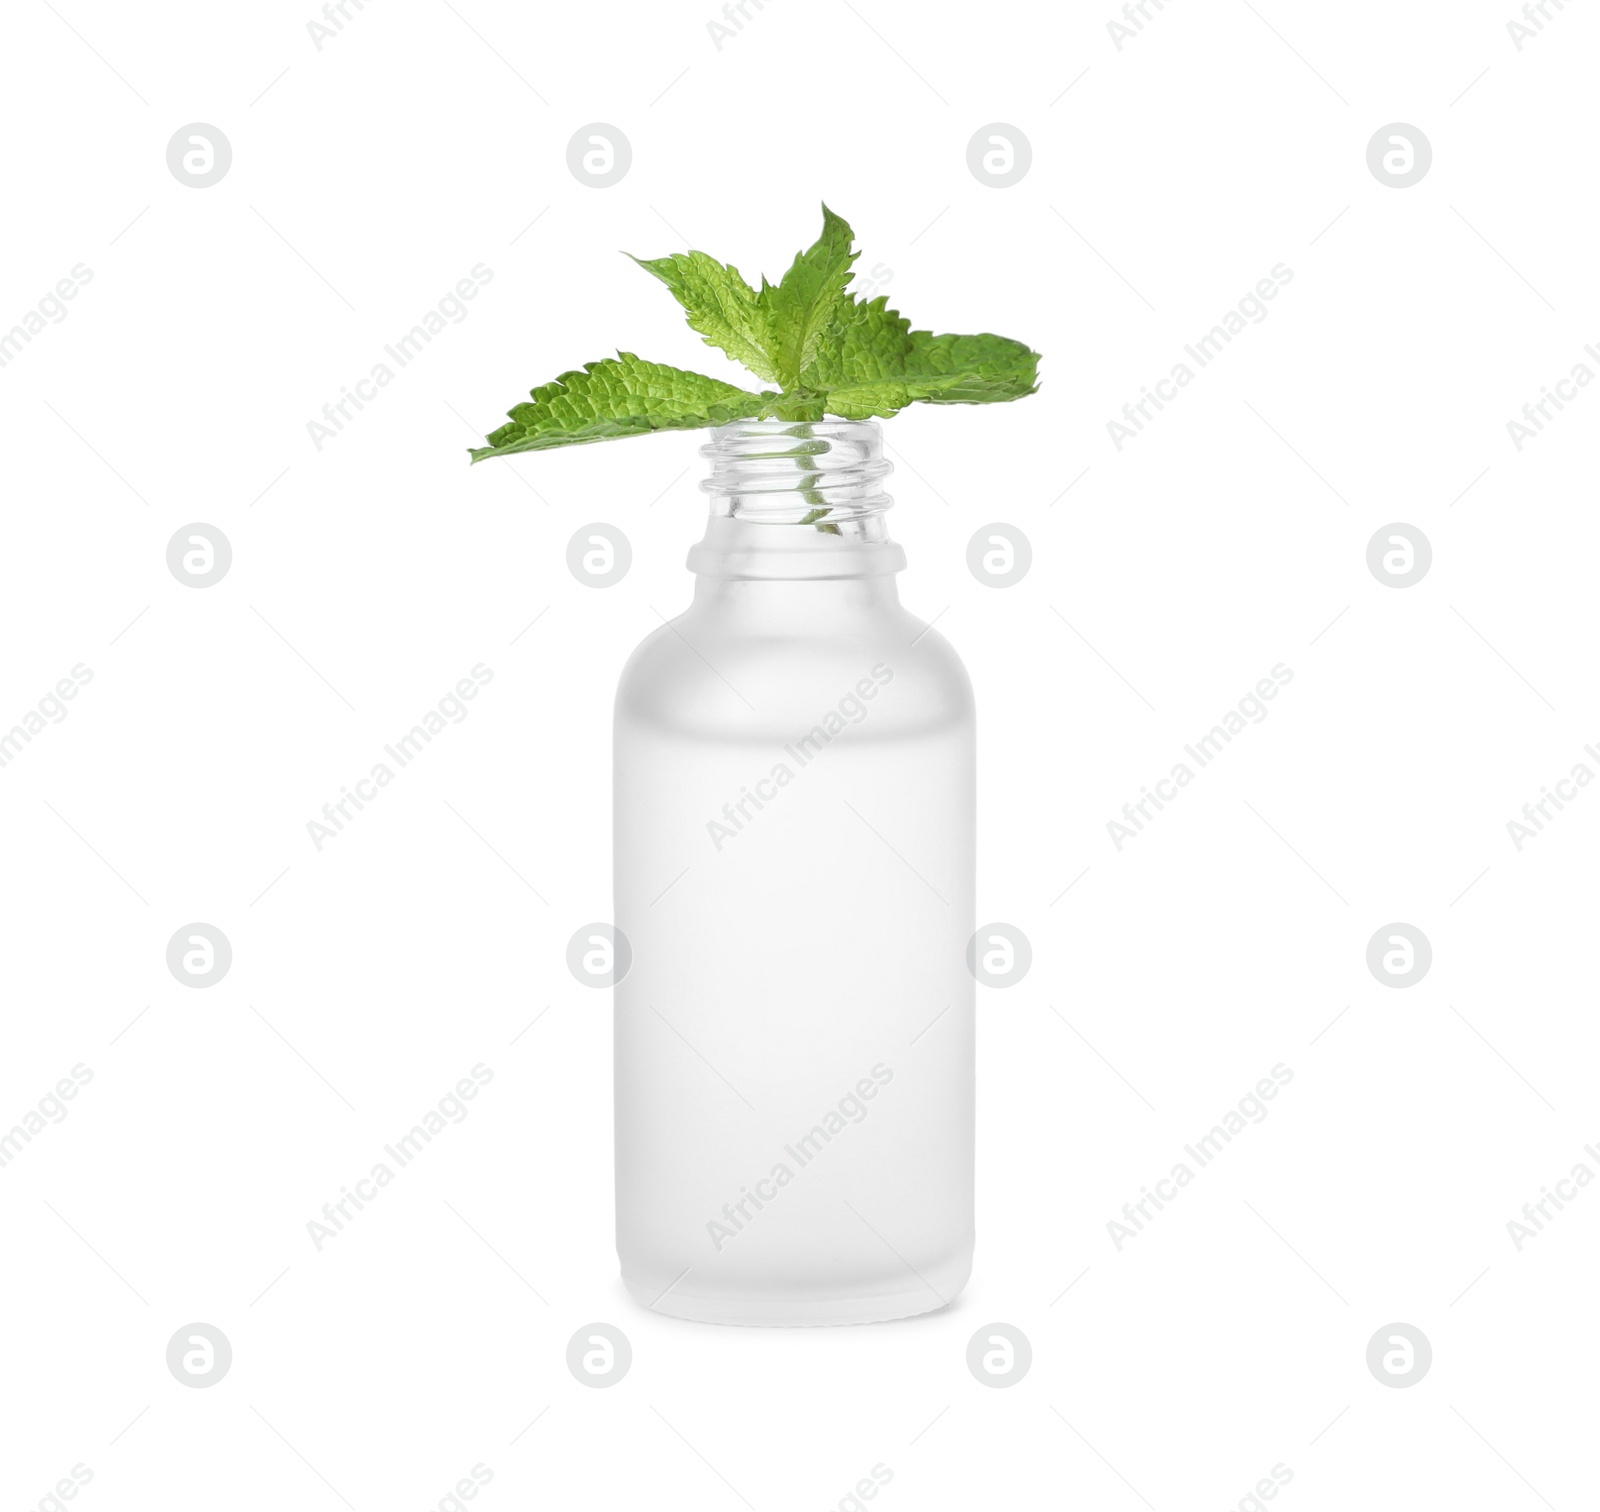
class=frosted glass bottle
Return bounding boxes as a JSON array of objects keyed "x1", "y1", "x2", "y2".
[{"x1": 613, "y1": 419, "x2": 975, "y2": 1325}]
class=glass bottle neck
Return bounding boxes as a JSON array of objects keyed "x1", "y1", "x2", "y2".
[{"x1": 689, "y1": 419, "x2": 903, "y2": 581}]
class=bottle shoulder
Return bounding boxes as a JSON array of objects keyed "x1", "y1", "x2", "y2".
[{"x1": 616, "y1": 598, "x2": 973, "y2": 740}]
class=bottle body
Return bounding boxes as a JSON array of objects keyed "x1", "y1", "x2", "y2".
[{"x1": 613, "y1": 423, "x2": 975, "y2": 1325}]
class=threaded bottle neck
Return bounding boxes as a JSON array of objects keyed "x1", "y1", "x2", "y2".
[
  {"x1": 688, "y1": 421, "x2": 904, "y2": 581},
  {"x1": 700, "y1": 419, "x2": 893, "y2": 538}
]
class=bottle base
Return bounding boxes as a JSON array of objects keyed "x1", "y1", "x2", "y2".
[{"x1": 622, "y1": 1254, "x2": 971, "y2": 1328}]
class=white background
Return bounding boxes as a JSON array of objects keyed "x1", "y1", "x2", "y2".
[{"x1": 2, "y1": 0, "x2": 1597, "y2": 1507}]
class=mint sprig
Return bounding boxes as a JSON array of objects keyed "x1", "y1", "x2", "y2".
[{"x1": 470, "y1": 205, "x2": 1040, "y2": 462}]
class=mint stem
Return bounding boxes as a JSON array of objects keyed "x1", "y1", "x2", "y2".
[{"x1": 794, "y1": 434, "x2": 841, "y2": 534}]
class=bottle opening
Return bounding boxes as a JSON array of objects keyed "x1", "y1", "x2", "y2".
[{"x1": 701, "y1": 419, "x2": 893, "y2": 535}]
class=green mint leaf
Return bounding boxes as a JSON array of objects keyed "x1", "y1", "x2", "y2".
[
  {"x1": 797, "y1": 295, "x2": 1040, "y2": 420},
  {"x1": 469, "y1": 353, "x2": 773, "y2": 460},
  {"x1": 627, "y1": 250, "x2": 779, "y2": 383},
  {"x1": 759, "y1": 204, "x2": 859, "y2": 389},
  {"x1": 468, "y1": 207, "x2": 1044, "y2": 469}
]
